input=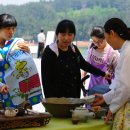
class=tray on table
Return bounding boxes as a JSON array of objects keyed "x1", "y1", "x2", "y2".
[{"x1": 0, "y1": 113, "x2": 51, "y2": 130}]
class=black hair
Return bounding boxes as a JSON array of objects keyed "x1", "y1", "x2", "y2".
[
  {"x1": 90, "y1": 26, "x2": 105, "y2": 39},
  {"x1": 104, "y1": 18, "x2": 130, "y2": 40},
  {"x1": 90, "y1": 43, "x2": 98, "y2": 49},
  {"x1": 40, "y1": 28, "x2": 44, "y2": 32},
  {"x1": 55, "y1": 19, "x2": 76, "y2": 36},
  {"x1": 90, "y1": 26, "x2": 105, "y2": 49},
  {"x1": 0, "y1": 13, "x2": 17, "y2": 29}
]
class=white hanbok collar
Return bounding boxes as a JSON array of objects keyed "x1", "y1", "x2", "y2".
[
  {"x1": 119, "y1": 40, "x2": 129, "y2": 53},
  {"x1": 49, "y1": 42, "x2": 76, "y2": 57}
]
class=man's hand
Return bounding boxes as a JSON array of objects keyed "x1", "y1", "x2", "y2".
[
  {"x1": 0, "y1": 85, "x2": 9, "y2": 94},
  {"x1": 92, "y1": 93, "x2": 105, "y2": 106}
]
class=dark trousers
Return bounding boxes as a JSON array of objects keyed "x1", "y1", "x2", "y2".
[{"x1": 37, "y1": 42, "x2": 44, "y2": 58}]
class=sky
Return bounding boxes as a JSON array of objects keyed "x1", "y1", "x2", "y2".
[{"x1": 0, "y1": 0, "x2": 40, "y2": 5}]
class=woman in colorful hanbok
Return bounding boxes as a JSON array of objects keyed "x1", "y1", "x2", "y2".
[{"x1": 93, "y1": 18, "x2": 130, "y2": 130}]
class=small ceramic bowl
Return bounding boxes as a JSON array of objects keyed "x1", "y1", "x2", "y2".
[{"x1": 72, "y1": 118, "x2": 79, "y2": 124}]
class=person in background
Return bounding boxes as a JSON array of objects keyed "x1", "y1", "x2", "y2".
[
  {"x1": 41, "y1": 19, "x2": 111, "y2": 98},
  {"x1": 83, "y1": 26, "x2": 120, "y2": 94},
  {"x1": 93, "y1": 18, "x2": 130, "y2": 130},
  {"x1": 0, "y1": 13, "x2": 43, "y2": 108},
  {"x1": 37, "y1": 28, "x2": 46, "y2": 58}
]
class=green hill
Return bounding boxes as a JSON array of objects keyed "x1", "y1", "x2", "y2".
[{"x1": 0, "y1": 0, "x2": 130, "y2": 41}]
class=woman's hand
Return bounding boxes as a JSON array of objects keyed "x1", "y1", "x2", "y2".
[
  {"x1": 105, "y1": 71, "x2": 111, "y2": 80},
  {"x1": 104, "y1": 110, "x2": 113, "y2": 124},
  {"x1": 0, "y1": 85, "x2": 9, "y2": 95},
  {"x1": 17, "y1": 41, "x2": 30, "y2": 53},
  {"x1": 81, "y1": 71, "x2": 87, "y2": 85},
  {"x1": 92, "y1": 93, "x2": 105, "y2": 106}
]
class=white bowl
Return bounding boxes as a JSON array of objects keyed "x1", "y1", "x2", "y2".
[{"x1": 82, "y1": 95, "x2": 95, "y2": 104}]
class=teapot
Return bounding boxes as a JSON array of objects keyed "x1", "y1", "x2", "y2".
[
  {"x1": 4, "y1": 107, "x2": 18, "y2": 117},
  {"x1": 70, "y1": 106, "x2": 95, "y2": 122}
]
